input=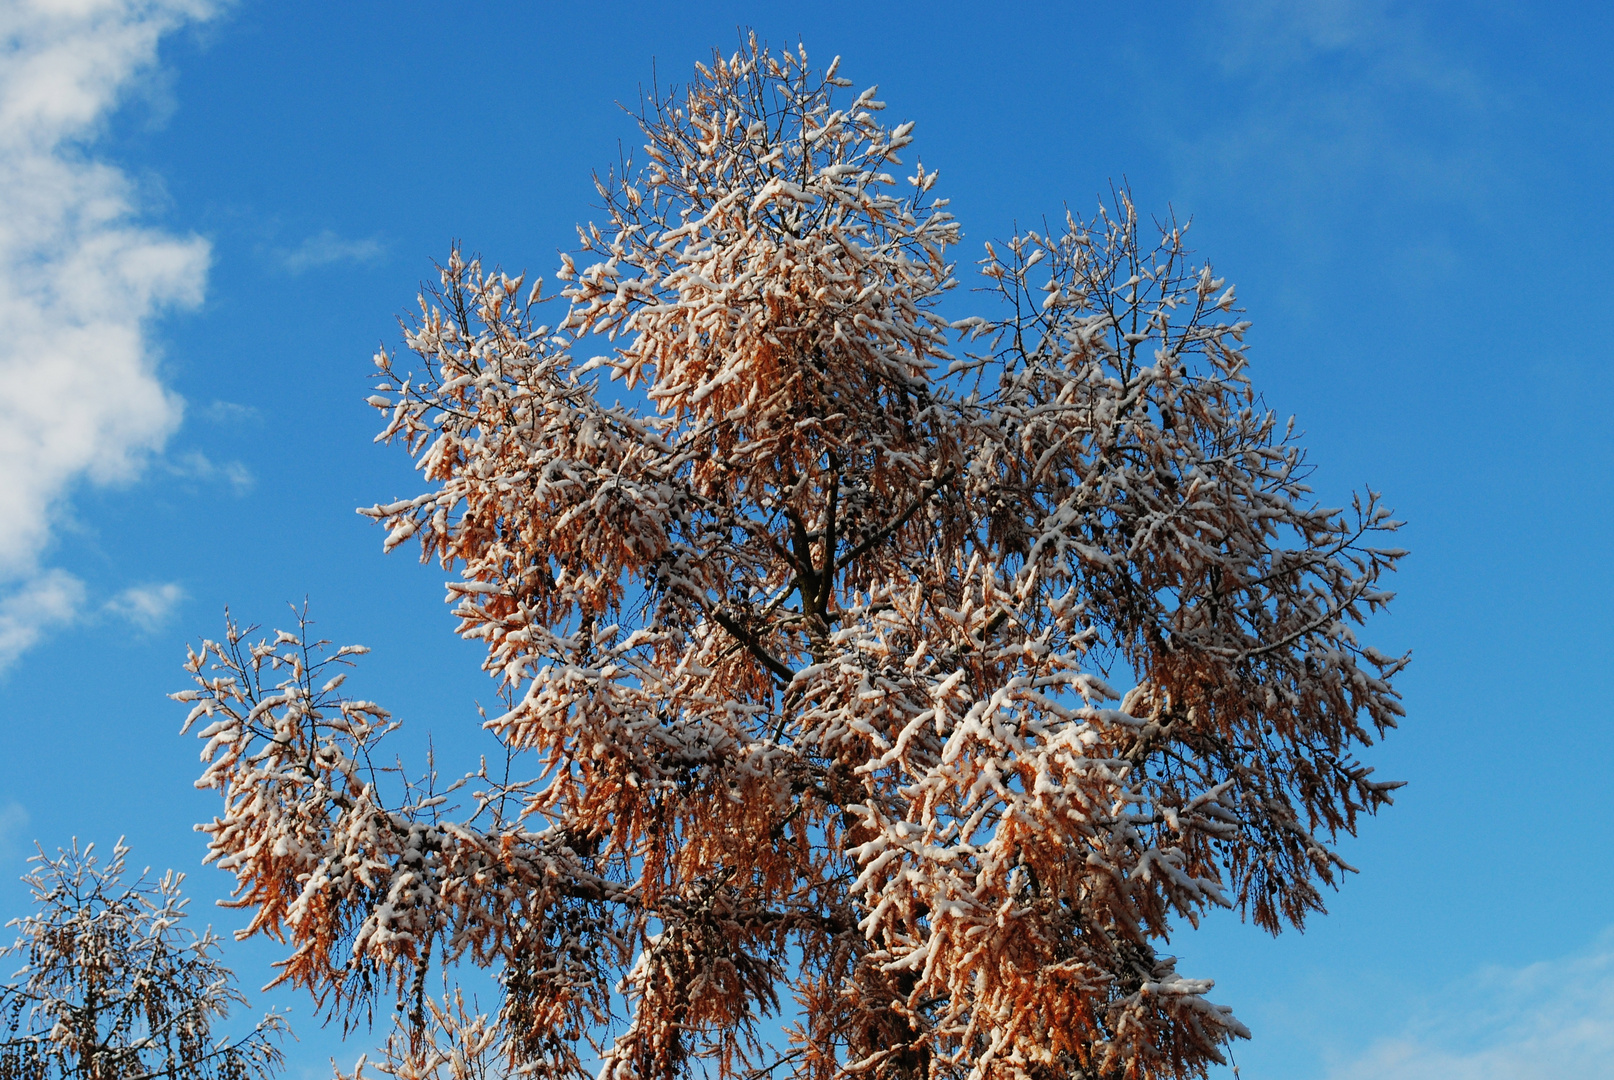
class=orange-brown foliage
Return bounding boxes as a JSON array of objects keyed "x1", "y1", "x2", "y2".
[{"x1": 175, "y1": 38, "x2": 1405, "y2": 1080}]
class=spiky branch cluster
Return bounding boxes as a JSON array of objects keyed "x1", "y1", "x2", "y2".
[{"x1": 176, "y1": 38, "x2": 1406, "y2": 1080}]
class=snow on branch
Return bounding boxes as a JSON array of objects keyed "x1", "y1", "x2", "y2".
[{"x1": 177, "y1": 36, "x2": 1407, "y2": 1080}]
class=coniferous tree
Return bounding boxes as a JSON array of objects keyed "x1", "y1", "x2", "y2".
[
  {"x1": 176, "y1": 39, "x2": 1406, "y2": 1080},
  {"x1": 0, "y1": 840, "x2": 285, "y2": 1080}
]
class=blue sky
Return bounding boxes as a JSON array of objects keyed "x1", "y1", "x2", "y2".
[{"x1": 0, "y1": 1, "x2": 1611, "y2": 1077}]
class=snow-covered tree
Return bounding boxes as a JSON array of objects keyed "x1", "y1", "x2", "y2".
[
  {"x1": 334, "y1": 988, "x2": 501, "y2": 1080},
  {"x1": 175, "y1": 39, "x2": 1407, "y2": 1080},
  {"x1": 0, "y1": 840, "x2": 286, "y2": 1080}
]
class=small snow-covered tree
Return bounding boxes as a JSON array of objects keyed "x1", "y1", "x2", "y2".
[
  {"x1": 0, "y1": 840, "x2": 286, "y2": 1080},
  {"x1": 334, "y1": 988, "x2": 500, "y2": 1080},
  {"x1": 175, "y1": 39, "x2": 1407, "y2": 1080}
]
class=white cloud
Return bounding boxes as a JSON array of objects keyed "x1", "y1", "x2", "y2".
[
  {"x1": 276, "y1": 228, "x2": 385, "y2": 273},
  {"x1": 0, "y1": 568, "x2": 85, "y2": 670},
  {"x1": 0, "y1": 0, "x2": 216, "y2": 664},
  {"x1": 1323, "y1": 935, "x2": 1614, "y2": 1080},
  {"x1": 103, "y1": 580, "x2": 184, "y2": 631}
]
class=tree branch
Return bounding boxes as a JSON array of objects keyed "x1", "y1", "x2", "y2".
[
  {"x1": 835, "y1": 468, "x2": 956, "y2": 574},
  {"x1": 710, "y1": 609, "x2": 797, "y2": 684}
]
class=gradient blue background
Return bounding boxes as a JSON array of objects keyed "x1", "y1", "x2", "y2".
[{"x1": 2, "y1": 3, "x2": 1611, "y2": 1076}]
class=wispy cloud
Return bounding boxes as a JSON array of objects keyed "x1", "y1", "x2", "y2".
[
  {"x1": 275, "y1": 228, "x2": 385, "y2": 273},
  {"x1": 1170, "y1": 0, "x2": 1497, "y2": 241},
  {"x1": 167, "y1": 448, "x2": 253, "y2": 493},
  {"x1": 1323, "y1": 934, "x2": 1614, "y2": 1080},
  {"x1": 0, "y1": 0, "x2": 218, "y2": 666},
  {"x1": 199, "y1": 398, "x2": 260, "y2": 425},
  {"x1": 0, "y1": 569, "x2": 85, "y2": 671},
  {"x1": 1213, "y1": 0, "x2": 1482, "y2": 98},
  {"x1": 0, "y1": 801, "x2": 29, "y2": 866},
  {"x1": 103, "y1": 581, "x2": 185, "y2": 632}
]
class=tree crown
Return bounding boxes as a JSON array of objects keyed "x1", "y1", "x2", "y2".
[
  {"x1": 0, "y1": 839, "x2": 286, "y2": 1080},
  {"x1": 176, "y1": 38, "x2": 1406, "y2": 1080}
]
